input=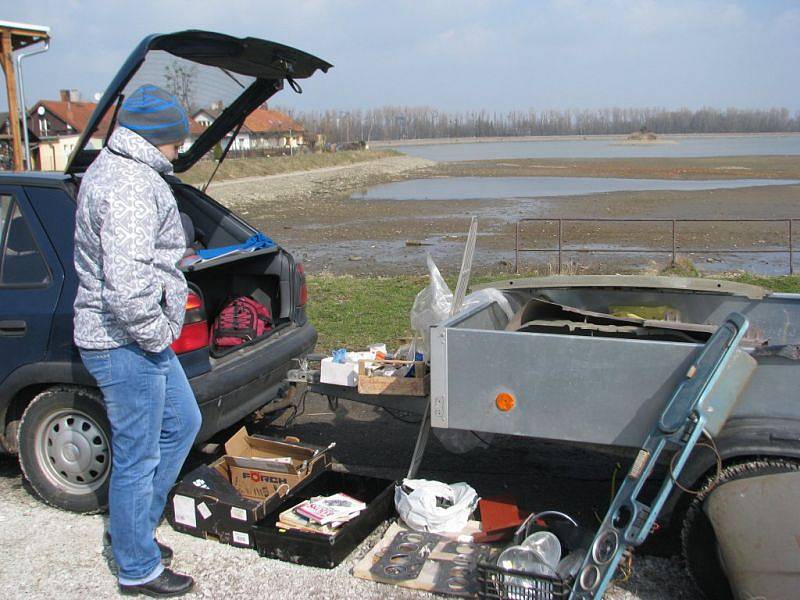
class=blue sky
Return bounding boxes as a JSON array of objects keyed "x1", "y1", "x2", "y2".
[{"x1": 5, "y1": 0, "x2": 800, "y2": 113}]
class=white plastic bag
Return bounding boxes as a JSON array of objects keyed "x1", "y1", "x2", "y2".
[
  {"x1": 410, "y1": 254, "x2": 453, "y2": 355},
  {"x1": 395, "y1": 479, "x2": 479, "y2": 534},
  {"x1": 410, "y1": 255, "x2": 516, "y2": 355}
]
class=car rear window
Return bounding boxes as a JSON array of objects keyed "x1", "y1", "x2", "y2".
[{"x1": 0, "y1": 195, "x2": 50, "y2": 287}]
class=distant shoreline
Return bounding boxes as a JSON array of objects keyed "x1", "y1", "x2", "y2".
[{"x1": 371, "y1": 132, "x2": 800, "y2": 148}]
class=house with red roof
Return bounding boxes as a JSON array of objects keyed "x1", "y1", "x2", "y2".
[
  {"x1": 19, "y1": 92, "x2": 303, "y2": 170},
  {"x1": 26, "y1": 90, "x2": 114, "y2": 170},
  {"x1": 192, "y1": 102, "x2": 304, "y2": 152}
]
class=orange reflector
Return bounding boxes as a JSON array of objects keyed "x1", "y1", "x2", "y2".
[{"x1": 495, "y1": 392, "x2": 516, "y2": 412}]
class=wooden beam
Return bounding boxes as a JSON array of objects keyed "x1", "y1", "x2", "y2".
[{"x1": 0, "y1": 30, "x2": 23, "y2": 171}]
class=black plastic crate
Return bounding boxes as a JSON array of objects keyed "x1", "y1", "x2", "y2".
[
  {"x1": 251, "y1": 471, "x2": 395, "y2": 568},
  {"x1": 477, "y1": 560, "x2": 570, "y2": 600}
]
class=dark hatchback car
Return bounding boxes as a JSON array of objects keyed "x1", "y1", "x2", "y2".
[{"x1": 0, "y1": 30, "x2": 331, "y2": 512}]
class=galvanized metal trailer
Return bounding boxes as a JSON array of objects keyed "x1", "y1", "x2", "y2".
[{"x1": 428, "y1": 274, "x2": 800, "y2": 599}]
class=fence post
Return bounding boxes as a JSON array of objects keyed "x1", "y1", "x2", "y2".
[
  {"x1": 790, "y1": 220, "x2": 794, "y2": 275},
  {"x1": 515, "y1": 221, "x2": 520, "y2": 274},
  {"x1": 558, "y1": 219, "x2": 563, "y2": 275},
  {"x1": 671, "y1": 219, "x2": 677, "y2": 266}
]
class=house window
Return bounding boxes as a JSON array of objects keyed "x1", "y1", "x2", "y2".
[{"x1": 39, "y1": 118, "x2": 48, "y2": 136}]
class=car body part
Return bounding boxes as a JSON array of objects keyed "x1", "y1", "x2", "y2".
[
  {"x1": 570, "y1": 312, "x2": 750, "y2": 599},
  {"x1": 66, "y1": 30, "x2": 331, "y2": 174},
  {"x1": 682, "y1": 458, "x2": 800, "y2": 600},
  {"x1": 370, "y1": 530, "x2": 441, "y2": 581}
]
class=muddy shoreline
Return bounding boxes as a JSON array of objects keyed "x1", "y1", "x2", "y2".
[{"x1": 209, "y1": 154, "x2": 800, "y2": 276}]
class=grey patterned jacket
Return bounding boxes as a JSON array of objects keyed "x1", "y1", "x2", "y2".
[{"x1": 73, "y1": 127, "x2": 188, "y2": 353}]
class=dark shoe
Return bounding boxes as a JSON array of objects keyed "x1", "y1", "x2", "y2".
[
  {"x1": 119, "y1": 568, "x2": 194, "y2": 597},
  {"x1": 104, "y1": 532, "x2": 173, "y2": 566}
]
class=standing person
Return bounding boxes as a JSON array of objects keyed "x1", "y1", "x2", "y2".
[{"x1": 73, "y1": 84, "x2": 201, "y2": 597}]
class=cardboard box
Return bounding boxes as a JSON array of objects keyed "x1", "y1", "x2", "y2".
[
  {"x1": 320, "y1": 351, "x2": 377, "y2": 387},
  {"x1": 223, "y1": 427, "x2": 331, "y2": 499},
  {"x1": 320, "y1": 357, "x2": 358, "y2": 386},
  {"x1": 165, "y1": 427, "x2": 332, "y2": 549},
  {"x1": 166, "y1": 461, "x2": 271, "y2": 548}
]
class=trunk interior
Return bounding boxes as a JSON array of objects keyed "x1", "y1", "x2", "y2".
[{"x1": 172, "y1": 181, "x2": 296, "y2": 355}]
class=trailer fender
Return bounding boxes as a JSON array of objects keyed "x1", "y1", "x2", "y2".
[
  {"x1": 705, "y1": 468, "x2": 800, "y2": 599},
  {"x1": 662, "y1": 416, "x2": 800, "y2": 524}
]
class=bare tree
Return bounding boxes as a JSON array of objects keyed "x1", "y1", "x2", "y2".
[
  {"x1": 274, "y1": 105, "x2": 800, "y2": 143},
  {"x1": 163, "y1": 62, "x2": 198, "y2": 114}
]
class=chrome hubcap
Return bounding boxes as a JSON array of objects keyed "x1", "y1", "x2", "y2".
[{"x1": 36, "y1": 409, "x2": 110, "y2": 493}]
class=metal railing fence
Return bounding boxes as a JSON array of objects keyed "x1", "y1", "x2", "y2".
[{"x1": 514, "y1": 218, "x2": 798, "y2": 275}]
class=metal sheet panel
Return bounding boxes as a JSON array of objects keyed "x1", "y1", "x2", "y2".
[{"x1": 437, "y1": 328, "x2": 700, "y2": 446}]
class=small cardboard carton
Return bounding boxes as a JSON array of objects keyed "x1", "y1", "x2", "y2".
[
  {"x1": 320, "y1": 351, "x2": 377, "y2": 387},
  {"x1": 166, "y1": 428, "x2": 332, "y2": 549},
  {"x1": 320, "y1": 357, "x2": 358, "y2": 387}
]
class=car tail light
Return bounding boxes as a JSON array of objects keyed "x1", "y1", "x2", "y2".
[
  {"x1": 297, "y1": 262, "x2": 308, "y2": 306},
  {"x1": 171, "y1": 291, "x2": 209, "y2": 354}
]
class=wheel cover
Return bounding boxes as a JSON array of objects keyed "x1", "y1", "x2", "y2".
[{"x1": 35, "y1": 408, "x2": 110, "y2": 494}]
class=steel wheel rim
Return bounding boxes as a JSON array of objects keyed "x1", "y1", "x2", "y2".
[{"x1": 35, "y1": 408, "x2": 110, "y2": 494}]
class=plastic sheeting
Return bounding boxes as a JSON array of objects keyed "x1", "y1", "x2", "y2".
[
  {"x1": 410, "y1": 254, "x2": 514, "y2": 356},
  {"x1": 395, "y1": 479, "x2": 479, "y2": 534}
]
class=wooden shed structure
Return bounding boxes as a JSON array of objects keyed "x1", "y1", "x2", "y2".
[{"x1": 0, "y1": 20, "x2": 50, "y2": 170}]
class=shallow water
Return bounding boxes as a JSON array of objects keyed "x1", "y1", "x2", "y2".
[
  {"x1": 351, "y1": 176, "x2": 800, "y2": 201},
  {"x1": 392, "y1": 134, "x2": 800, "y2": 161}
]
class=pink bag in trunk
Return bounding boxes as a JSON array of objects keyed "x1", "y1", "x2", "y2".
[{"x1": 211, "y1": 296, "x2": 272, "y2": 351}]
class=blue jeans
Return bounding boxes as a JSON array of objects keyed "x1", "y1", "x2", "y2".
[{"x1": 80, "y1": 344, "x2": 201, "y2": 585}]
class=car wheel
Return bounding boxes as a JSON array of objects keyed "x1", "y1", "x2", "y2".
[
  {"x1": 18, "y1": 386, "x2": 111, "y2": 513},
  {"x1": 681, "y1": 458, "x2": 800, "y2": 600}
]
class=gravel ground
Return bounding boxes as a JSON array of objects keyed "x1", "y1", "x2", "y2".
[{"x1": 0, "y1": 394, "x2": 700, "y2": 600}]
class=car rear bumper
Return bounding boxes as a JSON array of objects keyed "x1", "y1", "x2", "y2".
[{"x1": 190, "y1": 321, "x2": 317, "y2": 442}]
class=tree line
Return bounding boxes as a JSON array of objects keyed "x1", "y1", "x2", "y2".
[{"x1": 276, "y1": 106, "x2": 800, "y2": 143}]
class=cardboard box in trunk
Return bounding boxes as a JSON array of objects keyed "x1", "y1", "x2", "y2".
[{"x1": 165, "y1": 428, "x2": 331, "y2": 548}]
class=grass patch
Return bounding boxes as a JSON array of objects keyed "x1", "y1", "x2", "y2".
[
  {"x1": 659, "y1": 258, "x2": 701, "y2": 278},
  {"x1": 307, "y1": 267, "x2": 800, "y2": 353},
  {"x1": 306, "y1": 271, "x2": 505, "y2": 353},
  {"x1": 181, "y1": 150, "x2": 398, "y2": 185},
  {"x1": 721, "y1": 272, "x2": 800, "y2": 293},
  {"x1": 307, "y1": 273, "x2": 427, "y2": 353}
]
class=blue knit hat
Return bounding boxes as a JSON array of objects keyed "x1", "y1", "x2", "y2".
[{"x1": 118, "y1": 84, "x2": 189, "y2": 146}]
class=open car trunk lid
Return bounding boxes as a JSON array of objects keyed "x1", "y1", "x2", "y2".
[{"x1": 65, "y1": 30, "x2": 331, "y2": 174}]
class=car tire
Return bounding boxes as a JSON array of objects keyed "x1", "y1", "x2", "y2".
[
  {"x1": 681, "y1": 458, "x2": 800, "y2": 600},
  {"x1": 18, "y1": 386, "x2": 111, "y2": 513}
]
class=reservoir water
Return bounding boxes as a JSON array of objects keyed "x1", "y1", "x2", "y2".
[
  {"x1": 351, "y1": 176, "x2": 800, "y2": 201},
  {"x1": 390, "y1": 134, "x2": 800, "y2": 162}
]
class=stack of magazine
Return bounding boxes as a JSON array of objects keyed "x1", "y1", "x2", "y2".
[{"x1": 277, "y1": 493, "x2": 367, "y2": 536}]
